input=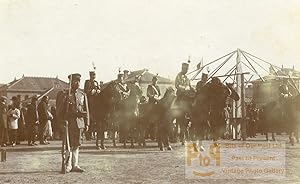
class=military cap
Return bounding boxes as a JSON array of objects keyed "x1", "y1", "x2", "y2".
[
  {"x1": 201, "y1": 73, "x2": 208, "y2": 80},
  {"x1": 11, "y1": 96, "x2": 19, "y2": 102},
  {"x1": 117, "y1": 73, "x2": 124, "y2": 79},
  {"x1": 152, "y1": 76, "x2": 158, "y2": 81},
  {"x1": 68, "y1": 73, "x2": 81, "y2": 81},
  {"x1": 182, "y1": 62, "x2": 189, "y2": 68},
  {"x1": 89, "y1": 71, "x2": 96, "y2": 75},
  {"x1": 31, "y1": 95, "x2": 38, "y2": 101}
]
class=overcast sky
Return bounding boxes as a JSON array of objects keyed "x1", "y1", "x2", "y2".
[{"x1": 1, "y1": 0, "x2": 300, "y2": 85}]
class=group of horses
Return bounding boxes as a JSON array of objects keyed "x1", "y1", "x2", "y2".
[{"x1": 90, "y1": 79, "x2": 300, "y2": 150}]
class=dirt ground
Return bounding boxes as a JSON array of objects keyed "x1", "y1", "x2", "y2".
[{"x1": 0, "y1": 134, "x2": 299, "y2": 184}]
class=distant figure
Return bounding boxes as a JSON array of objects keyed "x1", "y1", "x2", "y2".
[
  {"x1": 50, "y1": 106, "x2": 58, "y2": 139},
  {"x1": 0, "y1": 96, "x2": 8, "y2": 147},
  {"x1": 26, "y1": 96, "x2": 39, "y2": 146},
  {"x1": 7, "y1": 96, "x2": 21, "y2": 147},
  {"x1": 38, "y1": 96, "x2": 51, "y2": 144}
]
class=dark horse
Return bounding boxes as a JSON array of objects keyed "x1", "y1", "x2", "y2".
[
  {"x1": 119, "y1": 82, "x2": 142, "y2": 148},
  {"x1": 263, "y1": 93, "x2": 300, "y2": 145},
  {"x1": 94, "y1": 81, "x2": 118, "y2": 148}
]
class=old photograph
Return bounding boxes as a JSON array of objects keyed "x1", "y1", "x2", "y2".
[{"x1": 0, "y1": 0, "x2": 300, "y2": 183}]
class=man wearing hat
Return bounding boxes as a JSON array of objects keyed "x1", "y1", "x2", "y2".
[
  {"x1": 115, "y1": 73, "x2": 130, "y2": 102},
  {"x1": 25, "y1": 95, "x2": 39, "y2": 146},
  {"x1": 146, "y1": 76, "x2": 161, "y2": 140},
  {"x1": 7, "y1": 96, "x2": 21, "y2": 147},
  {"x1": 84, "y1": 71, "x2": 101, "y2": 142},
  {"x1": 0, "y1": 96, "x2": 8, "y2": 147},
  {"x1": 56, "y1": 73, "x2": 89, "y2": 173},
  {"x1": 175, "y1": 62, "x2": 191, "y2": 97}
]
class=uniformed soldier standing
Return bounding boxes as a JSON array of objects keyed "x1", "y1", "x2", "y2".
[
  {"x1": 84, "y1": 71, "x2": 100, "y2": 141},
  {"x1": 146, "y1": 76, "x2": 161, "y2": 140},
  {"x1": 57, "y1": 73, "x2": 89, "y2": 173}
]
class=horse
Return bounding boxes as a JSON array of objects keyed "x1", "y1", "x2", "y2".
[
  {"x1": 288, "y1": 93, "x2": 300, "y2": 145},
  {"x1": 171, "y1": 89, "x2": 196, "y2": 145},
  {"x1": 156, "y1": 87, "x2": 177, "y2": 150},
  {"x1": 94, "y1": 81, "x2": 118, "y2": 148},
  {"x1": 262, "y1": 93, "x2": 300, "y2": 144},
  {"x1": 119, "y1": 82, "x2": 142, "y2": 148},
  {"x1": 192, "y1": 79, "x2": 239, "y2": 148}
]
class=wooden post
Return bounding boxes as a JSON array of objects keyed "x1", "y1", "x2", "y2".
[
  {"x1": 241, "y1": 73, "x2": 247, "y2": 140},
  {"x1": 1, "y1": 149, "x2": 6, "y2": 162}
]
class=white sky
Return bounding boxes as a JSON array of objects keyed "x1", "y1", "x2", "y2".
[{"x1": 1, "y1": 0, "x2": 300, "y2": 85}]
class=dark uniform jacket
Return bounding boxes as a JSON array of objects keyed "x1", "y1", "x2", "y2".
[
  {"x1": 56, "y1": 89, "x2": 90, "y2": 129},
  {"x1": 0, "y1": 103, "x2": 7, "y2": 129},
  {"x1": 175, "y1": 72, "x2": 190, "y2": 97},
  {"x1": 115, "y1": 81, "x2": 130, "y2": 103},
  {"x1": 147, "y1": 84, "x2": 161, "y2": 104},
  {"x1": 26, "y1": 103, "x2": 38, "y2": 125},
  {"x1": 37, "y1": 101, "x2": 50, "y2": 123}
]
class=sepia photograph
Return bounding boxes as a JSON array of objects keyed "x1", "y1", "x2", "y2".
[{"x1": 0, "y1": 0, "x2": 300, "y2": 183}]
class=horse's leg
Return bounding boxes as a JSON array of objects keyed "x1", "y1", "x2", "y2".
[{"x1": 157, "y1": 128, "x2": 164, "y2": 151}]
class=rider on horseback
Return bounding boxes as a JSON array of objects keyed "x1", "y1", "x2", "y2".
[
  {"x1": 278, "y1": 80, "x2": 293, "y2": 120},
  {"x1": 84, "y1": 71, "x2": 101, "y2": 142},
  {"x1": 147, "y1": 76, "x2": 161, "y2": 141},
  {"x1": 175, "y1": 62, "x2": 192, "y2": 100},
  {"x1": 115, "y1": 73, "x2": 130, "y2": 102},
  {"x1": 175, "y1": 62, "x2": 195, "y2": 145}
]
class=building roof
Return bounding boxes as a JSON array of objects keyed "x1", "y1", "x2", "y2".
[
  {"x1": 251, "y1": 67, "x2": 300, "y2": 84},
  {"x1": 5, "y1": 76, "x2": 69, "y2": 92},
  {"x1": 125, "y1": 69, "x2": 174, "y2": 84}
]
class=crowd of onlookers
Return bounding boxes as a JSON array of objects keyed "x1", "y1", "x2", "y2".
[{"x1": 0, "y1": 95, "x2": 59, "y2": 147}]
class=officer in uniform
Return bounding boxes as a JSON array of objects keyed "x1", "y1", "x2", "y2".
[
  {"x1": 278, "y1": 81, "x2": 292, "y2": 120},
  {"x1": 147, "y1": 76, "x2": 161, "y2": 104},
  {"x1": 279, "y1": 83, "x2": 292, "y2": 102},
  {"x1": 84, "y1": 71, "x2": 100, "y2": 141},
  {"x1": 115, "y1": 73, "x2": 130, "y2": 103},
  {"x1": 57, "y1": 73, "x2": 89, "y2": 173},
  {"x1": 175, "y1": 62, "x2": 191, "y2": 99},
  {"x1": 146, "y1": 76, "x2": 161, "y2": 140}
]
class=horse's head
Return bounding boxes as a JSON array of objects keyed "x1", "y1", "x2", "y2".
[
  {"x1": 163, "y1": 87, "x2": 175, "y2": 98},
  {"x1": 225, "y1": 83, "x2": 240, "y2": 101}
]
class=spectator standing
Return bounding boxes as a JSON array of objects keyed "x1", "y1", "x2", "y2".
[
  {"x1": 37, "y1": 96, "x2": 50, "y2": 144},
  {"x1": 26, "y1": 96, "x2": 39, "y2": 146},
  {"x1": 0, "y1": 96, "x2": 9, "y2": 147},
  {"x1": 7, "y1": 96, "x2": 21, "y2": 147}
]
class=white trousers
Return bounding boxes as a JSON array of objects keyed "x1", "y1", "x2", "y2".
[{"x1": 67, "y1": 146, "x2": 80, "y2": 170}]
